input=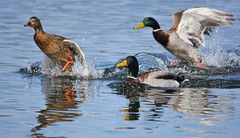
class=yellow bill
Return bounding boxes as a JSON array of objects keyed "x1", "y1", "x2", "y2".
[
  {"x1": 116, "y1": 60, "x2": 128, "y2": 68},
  {"x1": 134, "y1": 22, "x2": 145, "y2": 29}
]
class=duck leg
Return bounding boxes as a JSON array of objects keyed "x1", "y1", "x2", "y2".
[
  {"x1": 64, "y1": 90, "x2": 76, "y2": 104},
  {"x1": 62, "y1": 61, "x2": 74, "y2": 72},
  {"x1": 167, "y1": 59, "x2": 181, "y2": 67},
  {"x1": 195, "y1": 60, "x2": 208, "y2": 69}
]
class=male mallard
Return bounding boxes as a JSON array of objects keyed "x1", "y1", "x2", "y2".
[
  {"x1": 24, "y1": 16, "x2": 86, "y2": 72},
  {"x1": 116, "y1": 56, "x2": 185, "y2": 88},
  {"x1": 134, "y1": 7, "x2": 234, "y2": 67}
]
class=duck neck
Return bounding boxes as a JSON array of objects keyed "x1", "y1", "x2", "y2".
[
  {"x1": 128, "y1": 67, "x2": 139, "y2": 78},
  {"x1": 34, "y1": 24, "x2": 44, "y2": 34},
  {"x1": 151, "y1": 22, "x2": 160, "y2": 31},
  {"x1": 153, "y1": 30, "x2": 169, "y2": 47}
]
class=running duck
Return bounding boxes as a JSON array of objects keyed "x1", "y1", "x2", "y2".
[
  {"x1": 24, "y1": 16, "x2": 86, "y2": 72},
  {"x1": 134, "y1": 7, "x2": 234, "y2": 68},
  {"x1": 116, "y1": 56, "x2": 185, "y2": 88}
]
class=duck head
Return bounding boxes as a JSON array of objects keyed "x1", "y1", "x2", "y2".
[
  {"x1": 134, "y1": 17, "x2": 160, "y2": 30},
  {"x1": 117, "y1": 56, "x2": 139, "y2": 78},
  {"x1": 24, "y1": 16, "x2": 43, "y2": 32}
]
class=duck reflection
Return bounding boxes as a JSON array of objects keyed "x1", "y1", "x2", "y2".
[
  {"x1": 121, "y1": 96, "x2": 140, "y2": 121},
  {"x1": 113, "y1": 82, "x2": 179, "y2": 121},
  {"x1": 111, "y1": 82, "x2": 233, "y2": 126},
  {"x1": 171, "y1": 88, "x2": 233, "y2": 126},
  {"x1": 32, "y1": 76, "x2": 90, "y2": 132}
]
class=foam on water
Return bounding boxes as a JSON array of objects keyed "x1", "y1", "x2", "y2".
[
  {"x1": 196, "y1": 29, "x2": 239, "y2": 67},
  {"x1": 30, "y1": 55, "x2": 104, "y2": 79},
  {"x1": 201, "y1": 37, "x2": 240, "y2": 67},
  {"x1": 135, "y1": 52, "x2": 170, "y2": 72}
]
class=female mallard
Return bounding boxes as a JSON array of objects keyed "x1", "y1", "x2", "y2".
[
  {"x1": 134, "y1": 7, "x2": 234, "y2": 68},
  {"x1": 24, "y1": 16, "x2": 86, "y2": 72},
  {"x1": 116, "y1": 56, "x2": 185, "y2": 88}
]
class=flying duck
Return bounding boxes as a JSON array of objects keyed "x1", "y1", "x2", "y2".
[
  {"x1": 24, "y1": 16, "x2": 86, "y2": 72},
  {"x1": 116, "y1": 56, "x2": 185, "y2": 88},
  {"x1": 134, "y1": 7, "x2": 234, "y2": 68}
]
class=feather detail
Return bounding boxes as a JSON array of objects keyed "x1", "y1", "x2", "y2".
[
  {"x1": 176, "y1": 7, "x2": 234, "y2": 47},
  {"x1": 139, "y1": 71, "x2": 180, "y2": 88},
  {"x1": 63, "y1": 39, "x2": 87, "y2": 64}
]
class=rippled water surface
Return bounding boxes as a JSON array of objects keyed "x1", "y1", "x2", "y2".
[{"x1": 0, "y1": 0, "x2": 240, "y2": 138}]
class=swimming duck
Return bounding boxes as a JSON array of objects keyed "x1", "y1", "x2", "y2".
[
  {"x1": 24, "y1": 16, "x2": 86, "y2": 72},
  {"x1": 116, "y1": 56, "x2": 185, "y2": 88},
  {"x1": 134, "y1": 7, "x2": 234, "y2": 68}
]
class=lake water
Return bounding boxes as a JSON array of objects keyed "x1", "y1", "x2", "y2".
[{"x1": 0, "y1": 0, "x2": 240, "y2": 138}]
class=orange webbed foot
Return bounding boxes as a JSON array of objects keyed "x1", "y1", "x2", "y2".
[
  {"x1": 167, "y1": 60, "x2": 181, "y2": 68},
  {"x1": 62, "y1": 61, "x2": 74, "y2": 72},
  {"x1": 195, "y1": 61, "x2": 209, "y2": 69}
]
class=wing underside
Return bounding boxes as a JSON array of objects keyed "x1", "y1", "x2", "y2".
[{"x1": 175, "y1": 7, "x2": 234, "y2": 47}]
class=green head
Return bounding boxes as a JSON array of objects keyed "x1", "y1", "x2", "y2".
[
  {"x1": 134, "y1": 17, "x2": 160, "y2": 30},
  {"x1": 116, "y1": 56, "x2": 139, "y2": 78}
]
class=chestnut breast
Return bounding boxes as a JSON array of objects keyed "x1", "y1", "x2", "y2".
[{"x1": 153, "y1": 31, "x2": 169, "y2": 47}]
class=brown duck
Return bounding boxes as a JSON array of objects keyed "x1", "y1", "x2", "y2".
[
  {"x1": 24, "y1": 16, "x2": 86, "y2": 72},
  {"x1": 134, "y1": 7, "x2": 234, "y2": 68}
]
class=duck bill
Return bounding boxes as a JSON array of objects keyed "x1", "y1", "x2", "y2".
[
  {"x1": 24, "y1": 22, "x2": 30, "y2": 27},
  {"x1": 134, "y1": 22, "x2": 145, "y2": 29},
  {"x1": 116, "y1": 60, "x2": 128, "y2": 68}
]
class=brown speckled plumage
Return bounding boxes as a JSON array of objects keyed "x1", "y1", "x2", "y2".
[{"x1": 34, "y1": 32, "x2": 74, "y2": 65}]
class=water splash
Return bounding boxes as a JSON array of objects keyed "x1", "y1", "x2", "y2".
[
  {"x1": 71, "y1": 58, "x2": 90, "y2": 79},
  {"x1": 99, "y1": 53, "x2": 176, "y2": 80},
  {"x1": 19, "y1": 42, "x2": 240, "y2": 88},
  {"x1": 19, "y1": 51, "x2": 240, "y2": 88},
  {"x1": 201, "y1": 30, "x2": 240, "y2": 67},
  {"x1": 132, "y1": 39, "x2": 240, "y2": 76},
  {"x1": 134, "y1": 52, "x2": 240, "y2": 80},
  {"x1": 18, "y1": 58, "x2": 42, "y2": 77},
  {"x1": 43, "y1": 57, "x2": 107, "y2": 79},
  {"x1": 135, "y1": 52, "x2": 170, "y2": 72},
  {"x1": 19, "y1": 55, "x2": 105, "y2": 79}
]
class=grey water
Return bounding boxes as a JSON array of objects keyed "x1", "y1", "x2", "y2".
[{"x1": 1, "y1": 0, "x2": 240, "y2": 138}]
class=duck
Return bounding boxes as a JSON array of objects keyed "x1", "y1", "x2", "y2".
[
  {"x1": 24, "y1": 16, "x2": 86, "y2": 72},
  {"x1": 116, "y1": 56, "x2": 185, "y2": 88},
  {"x1": 134, "y1": 7, "x2": 234, "y2": 68}
]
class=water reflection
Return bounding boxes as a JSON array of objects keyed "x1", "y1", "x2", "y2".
[
  {"x1": 32, "y1": 76, "x2": 90, "y2": 136},
  {"x1": 121, "y1": 96, "x2": 140, "y2": 121},
  {"x1": 113, "y1": 82, "x2": 179, "y2": 121},
  {"x1": 171, "y1": 88, "x2": 234, "y2": 126},
  {"x1": 111, "y1": 82, "x2": 233, "y2": 127}
]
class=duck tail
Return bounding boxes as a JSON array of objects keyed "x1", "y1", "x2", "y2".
[{"x1": 176, "y1": 73, "x2": 185, "y2": 83}]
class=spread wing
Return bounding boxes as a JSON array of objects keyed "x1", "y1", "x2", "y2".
[
  {"x1": 175, "y1": 7, "x2": 234, "y2": 47},
  {"x1": 171, "y1": 10, "x2": 184, "y2": 29},
  {"x1": 63, "y1": 39, "x2": 87, "y2": 64}
]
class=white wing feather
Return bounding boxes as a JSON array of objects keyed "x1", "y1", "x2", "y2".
[
  {"x1": 63, "y1": 39, "x2": 87, "y2": 65},
  {"x1": 176, "y1": 7, "x2": 234, "y2": 47}
]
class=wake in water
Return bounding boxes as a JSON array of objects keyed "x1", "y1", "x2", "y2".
[
  {"x1": 107, "y1": 46, "x2": 240, "y2": 88},
  {"x1": 18, "y1": 36, "x2": 240, "y2": 88},
  {"x1": 18, "y1": 55, "x2": 104, "y2": 79},
  {"x1": 18, "y1": 49, "x2": 240, "y2": 78}
]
